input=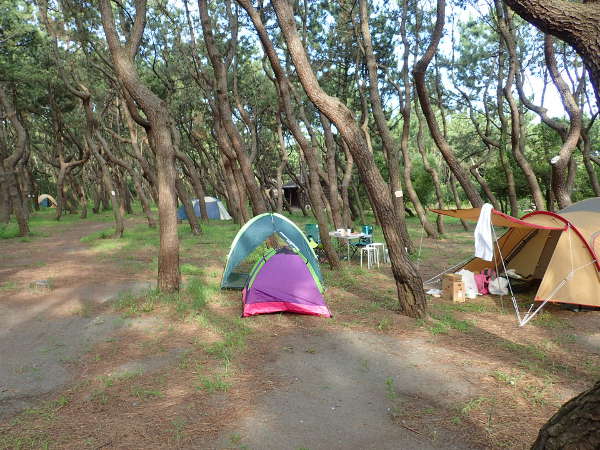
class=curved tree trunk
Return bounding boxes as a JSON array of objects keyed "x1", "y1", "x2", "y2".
[
  {"x1": 275, "y1": 116, "x2": 288, "y2": 215},
  {"x1": 198, "y1": 0, "x2": 266, "y2": 216},
  {"x1": 503, "y1": 0, "x2": 600, "y2": 106},
  {"x1": 581, "y1": 129, "x2": 600, "y2": 196},
  {"x1": 413, "y1": 0, "x2": 483, "y2": 208},
  {"x1": 99, "y1": 0, "x2": 180, "y2": 292},
  {"x1": 414, "y1": 102, "x2": 445, "y2": 235},
  {"x1": 0, "y1": 84, "x2": 30, "y2": 236},
  {"x1": 544, "y1": 34, "x2": 582, "y2": 209},
  {"x1": 321, "y1": 114, "x2": 343, "y2": 229}
]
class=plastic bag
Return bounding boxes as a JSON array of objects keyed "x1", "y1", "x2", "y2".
[{"x1": 488, "y1": 277, "x2": 509, "y2": 295}]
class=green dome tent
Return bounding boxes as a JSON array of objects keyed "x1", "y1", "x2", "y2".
[{"x1": 221, "y1": 213, "x2": 321, "y2": 290}]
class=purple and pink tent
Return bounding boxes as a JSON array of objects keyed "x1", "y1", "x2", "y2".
[{"x1": 242, "y1": 247, "x2": 331, "y2": 318}]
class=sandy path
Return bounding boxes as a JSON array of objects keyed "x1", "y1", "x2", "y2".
[{"x1": 0, "y1": 220, "x2": 153, "y2": 419}]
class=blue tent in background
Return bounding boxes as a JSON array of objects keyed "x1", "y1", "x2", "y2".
[
  {"x1": 38, "y1": 194, "x2": 57, "y2": 208},
  {"x1": 221, "y1": 213, "x2": 321, "y2": 289},
  {"x1": 177, "y1": 197, "x2": 232, "y2": 220}
]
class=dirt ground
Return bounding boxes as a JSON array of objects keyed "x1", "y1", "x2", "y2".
[{"x1": 1, "y1": 213, "x2": 599, "y2": 449}]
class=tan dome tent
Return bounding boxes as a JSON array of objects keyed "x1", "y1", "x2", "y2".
[
  {"x1": 38, "y1": 194, "x2": 57, "y2": 208},
  {"x1": 432, "y1": 197, "x2": 600, "y2": 323}
]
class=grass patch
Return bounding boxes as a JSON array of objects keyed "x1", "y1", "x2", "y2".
[
  {"x1": 427, "y1": 312, "x2": 473, "y2": 335},
  {"x1": 491, "y1": 370, "x2": 523, "y2": 387},
  {"x1": 0, "y1": 281, "x2": 17, "y2": 290},
  {"x1": 499, "y1": 341, "x2": 547, "y2": 361},
  {"x1": 22, "y1": 395, "x2": 69, "y2": 421},
  {"x1": 131, "y1": 386, "x2": 163, "y2": 400},
  {"x1": 197, "y1": 374, "x2": 230, "y2": 393},
  {"x1": 460, "y1": 396, "x2": 489, "y2": 416},
  {"x1": 534, "y1": 311, "x2": 569, "y2": 329}
]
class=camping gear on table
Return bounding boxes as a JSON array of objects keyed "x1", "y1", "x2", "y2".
[
  {"x1": 242, "y1": 246, "x2": 331, "y2": 318},
  {"x1": 430, "y1": 198, "x2": 600, "y2": 326},
  {"x1": 221, "y1": 213, "x2": 321, "y2": 290},
  {"x1": 177, "y1": 196, "x2": 232, "y2": 220}
]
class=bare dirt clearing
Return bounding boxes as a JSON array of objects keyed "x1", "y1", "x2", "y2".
[{"x1": 1, "y1": 213, "x2": 599, "y2": 449}]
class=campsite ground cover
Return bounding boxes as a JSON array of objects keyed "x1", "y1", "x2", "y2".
[{"x1": 1, "y1": 208, "x2": 599, "y2": 449}]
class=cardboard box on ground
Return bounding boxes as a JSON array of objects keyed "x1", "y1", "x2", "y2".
[{"x1": 442, "y1": 273, "x2": 465, "y2": 303}]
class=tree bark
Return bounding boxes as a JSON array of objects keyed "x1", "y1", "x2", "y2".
[
  {"x1": 198, "y1": 0, "x2": 266, "y2": 216},
  {"x1": 531, "y1": 381, "x2": 600, "y2": 449},
  {"x1": 320, "y1": 114, "x2": 344, "y2": 229},
  {"x1": 175, "y1": 178, "x2": 201, "y2": 235},
  {"x1": 359, "y1": 0, "x2": 436, "y2": 240},
  {"x1": 275, "y1": 115, "x2": 288, "y2": 215},
  {"x1": 503, "y1": 0, "x2": 600, "y2": 106},
  {"x1": 413, "y1": 0, "x2": 483, "y2": 208},
  {"x1": 496, "y1": 1, "x2": 546, "y2": 210},
  {"x1": 237, "y1": 0, "x2": 341, "y2": 269},
  {"x1": 0, "y1": 84, "x2": 30, "y2": 236},
  {"x1": 544, "y1": 34, "x2": 582, "y2": 209},
  {"x1": 88, "y1": 138, "x2": 124, "y2": 237},
  {"x1": 272, "y1": 0, "x2": 426, "y2": 318},
  {"x1": 99, "y1": 0, "x2": 180, "y2": 292}
]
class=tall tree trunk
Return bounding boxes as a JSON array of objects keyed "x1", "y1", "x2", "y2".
[
  {"x1": 237, "y1": 0, "x2": 340, "y2": 268},
  {"x1": 581, "y1": 128, "x2": 600, "y2": 196},
  {"x1": 100, "y1": 0, "x2": 180, "y2": 292},
  {"x1": 0, "y1": 175, "x2": 10, "y2": 224},
  {"x1": 357, "y1": 0, "x2": 417, "y2": 244},
  {"x1": 272, "y1": 0, "x2": 426, "y2": 318},
  {"x1": 0, "y1": 84, "x2": 29, "y2": 236},
  {"x1": 544, "y1": 34, "x2": 582, "y2": 209},
  {"x1": 339, "y1": 139, "x2": 354, "y2": 228},
  {"x1": 412, "y1": 0, "x2": 483, "y2": 208},
  {"x1": 414, "y1": 102, "x2": 445, "y2": 235},
  {"x1": 77, "y1": 179, "x2": 87, "y2": 219},
  {"x1": 198, "y1": 0, "x2": 266, "y2": 216},
  {"x1": 321, "y1": 114, "x2": 344, "y2": 229},
  {"x1": 275, "y1": 116, "x2": 288, "y2": 215},
  {"x1": 497, "y1": 1, "x2": 545, "y2": 210}
]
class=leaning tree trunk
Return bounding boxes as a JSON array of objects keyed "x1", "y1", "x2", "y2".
[
  {"x1": 237, "y1": 0, "x2": 340, "y2": 268},
  {"x1": 413, "y1": 0, "x2": 483, "y2": 208},
  {"x1": 415, "y1": 102, "x2": 445, "y2": 235},
  {"x1": 272, "y1": 0, "x2": 426, "y2": 318},
  {"x1": 360, "y1": 0, "x2": 437, "y2": 240},
  {"x1": 321, "y1": 114, "x2": 344, "y2": 229},
  {"x1": 503, "y1": 0, "x2": 600, "y2": 107},
  {"x1": 581, "y1": 128, "x2": 600, "y2": 196},
  {"x1": 198, "y1": 0, "x2": 266, "y2": 216},
  {"x1": 531, "y1": 381, "x2": 600, "y2": 449},
  {"x1": 176, "y1": 178, "x2": 201, "y2": 235}
]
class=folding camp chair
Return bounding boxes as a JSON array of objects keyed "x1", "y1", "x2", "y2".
[
  {"x1": 304, "y1": 223, "x2": 327, "y2": 263},
  {"x1": 350, "y1": 225, "x2": 373, "y2": 259}
]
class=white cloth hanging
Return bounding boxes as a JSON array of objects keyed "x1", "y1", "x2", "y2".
[{"x1": 474, "y1": 203, "x2": 494, "y2": 261}]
